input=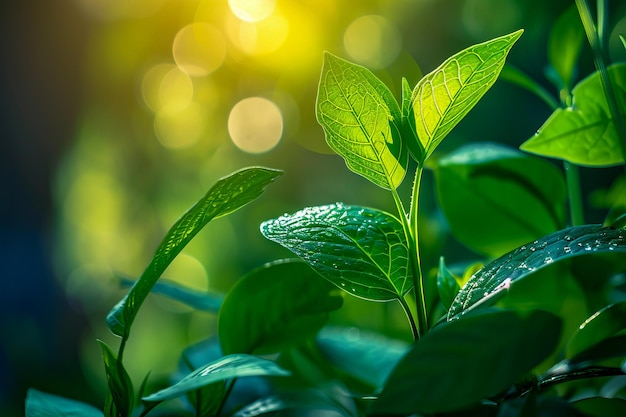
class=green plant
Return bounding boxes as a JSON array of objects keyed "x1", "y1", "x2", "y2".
[{"x1": 26, "y1": 2, "x2": 626, "y2": 416}]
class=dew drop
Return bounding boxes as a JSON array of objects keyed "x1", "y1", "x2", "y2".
[
  {"x1": 563, "y1": 246, "x2": 571, "y2": 254},
  {"x1": 563, "y1": 235, "x2": 572, "y2": 241}
]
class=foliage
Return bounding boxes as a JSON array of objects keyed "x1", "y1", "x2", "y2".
[{"x1": 26, "y1": 2, "x2": 626, "y2": 417}]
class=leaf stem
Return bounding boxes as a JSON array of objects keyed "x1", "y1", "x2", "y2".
[
  {"x1": 398, "y1": 296, "x2": 419, "y2": 341},
  {"x1": 409, "y1": 164, "x2": 429, "y2": 336}
]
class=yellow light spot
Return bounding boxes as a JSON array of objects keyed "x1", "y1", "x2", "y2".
[
  {"x1": 226, "y1": 13, "x2": 289, "y2": 55},
  {"x1": 343, "y1": 15, "x2": 402, "y2": 70},
  {"x1": 173, "y1": 23, "x2": 227, "y2": 77},
  {"x1": 154, "y1": 102, "x2": 206, "y2": 149},
  {"x1": 228, "y1": 0, "x2": 275, "y2": 22},
  {"x1": 228, "y1": 97, "x2": 282, "y2": 154}
]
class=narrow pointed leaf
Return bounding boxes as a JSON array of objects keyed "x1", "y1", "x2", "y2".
[
  {"x1": 567, "y1": 301, "x2": 626, "y2": 358},
  {"x1": 26, "y1": 389, "x2": 104, "y2": 417},
  {"x1": 413, "y1": 29, "x2": 523, "y2": 159},
  {"x1": 401, "y1": 77, "x2": 424, "y2": 161},
  {"x1": 374, "y1": 309, "x2": 561, "y2": 415},
  {"x1": 142, "y1": 354, "x2": 289, "y2": 403},
  {"x1": 260, "y1": 203, "x2": 411, "y2": 301},
  {"x1": 520, "y1": 64, "x2": 626, "y2": 166},
  {"x1": 437, "y1": 257, "x2": 461, "y2": 311},
  {"x1": 548, "y1": 5, "x2": 585, "y2": 90},
  {"x1": 98, "y1": 340, "x2": 134, "y2": 417},
  {"x1": 218, "y1": 259, "x2": 343, "y2": 355},
  {"x1": 316, "y1": 52, "x2": 407, "y2": 189},
  {"x1": 448, "y1": 225, "x2": 626, "y2": 319},
  {"x1": 106, "y1": 167, "x2": 282, "y2": 337}
]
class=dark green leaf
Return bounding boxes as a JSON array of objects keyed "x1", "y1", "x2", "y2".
[
  {"x1": 316, "y1": 52, "x2": 408, "y2": 189},
  {"x1": 218, "y1": 259, "x2": 343, "y2": 355},
  {"x1": 500, "y1": 64, "x2": 559, "y2": 110},
  {"x1": 520, "y1": 64, "x2": 626, "y2": 166},
  {"x1": 572, "y1": 397, "x2": 626, "y2": 416},
  {"x1": 567, "y1": 301, "x2": 626, "y2": 358},
  {"x1": 413, "y1": 30, "x2": 523, "y2": 159},
  {"x1": 106, "y1": 167, "x2": 282, "y2": 337},
  {"x1": 499, "y1": 396, "x2": 587, "y2": 417},
  {"x1": 435, "y1": 143, "x2": 566, "y2": 257},
  {"x1": 548, "y1": 5, "x2": 585, "y2": 90},
  {"x1": 316, "y1": 326, "x2": 408, "y2": 389},
  {"x1": 374, "y1": 309, "x2": 562, "y2": 415},
  {"x1": 142, "y1": 354, "x2": 289, "y2": 403},
  {"x1": 186, "y1": 380, "x2": 226, "y2": 417},
  {"x1": 437, "y1": 256, "x2": 461, "y2": 311},
  {"x1": 449, "y1": 225, "x2": 626, "y2": 319},
  {"x1": 98, "y1": 340, "x2": 134, "y2": 417},
  {"x1": 260, "y1": 203, "x2": 411, "y2": 301},
  {"x1": 401, "y1": 77, "x2": 423, "y2": 161},
  {"x1": 232, "y1": 391, "x2": 352, "y2": 417},
  {"x1": 25, "y1": 389, "x2": 104, "y2": 417},
  {"x1": 567, "y1": 334, "x2": 626, "y2": 366}
]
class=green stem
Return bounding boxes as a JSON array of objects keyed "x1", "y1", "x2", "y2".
[
  {"x1": 565, "y1": 162, "x2": 584, "y2": 226},
  {"x1": 409, "y1": 164, "x2": 429, "y2": 335},
  {"x1": 398, "y1": 296, "x2": 419, "y2": 341}
]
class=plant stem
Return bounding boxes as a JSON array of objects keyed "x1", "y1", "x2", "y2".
[
  {"x1": 398, "y1": 296, "x2": 419, "y2": 341},
  {"x1": 538, "y1": 366, "x2": 624, "y2": 392},
  {"x1": 565, "y1": 162, "x2": 584, "y2": 226},
  {"x1": 409, "y1": 163, "x2": 429, "y2": 335}
]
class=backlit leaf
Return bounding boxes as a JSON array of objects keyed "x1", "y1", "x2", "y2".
[
  {"x1": 106, "y1": 167, "x2": 282, "y2": 337},
  {"x1": 401, "y1": 77, "x2": 423, "y2": 161},
  {"x1": 448, "y1": 225, "x2": 626, "y2": 319},
  {"x1": 520, "y1": 64, "x2": 626, "y2": 166},
  {"x1": 413, "y1": 29, "x2": 523, "y2": 159},
  {"x1": 218, "y1": 259, "x2": 343, "y2": 355},
  {"x1": 316, "y1": 52, "x2": 407, "y2": 189},
  {"x1": 26, "y1": 389, "x2": 104, "y2": 417},
  {"x1": 260, "y1": 203, "x2": 411, "y2": 301}
]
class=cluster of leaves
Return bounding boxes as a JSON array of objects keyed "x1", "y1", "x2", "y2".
[{"x1": 26, "y1": 2, "x2": 626, "y2": 417}]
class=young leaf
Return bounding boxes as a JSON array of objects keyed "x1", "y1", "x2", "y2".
[
  {"x1": 448, "y1": 225, "x2": 626, "y2": 319},
  {"x1": 401, "y1": 77, "x2": 424, "y2": 161},
  {"x1": 566, "y1": 301, "x2": 626, "y2": 358},
  {"x1": 548, "y1": 4, "x2": 585, "y2": 90},
  {"x1": 142, "y1": 354, "x2": 290, "y2": 403},
  {"x1": 260, "y1": 203, "x2": 411, "y2": 301},
  {"x1": 437, "y1": 256, "x2": 461, "y2": 311},
  {"x1": 316, "y1": 52, "x2": 408, "y2": 189},
  {"x1": 218, "y1": 259, "x2": 343, "y2": 355},
  {"x1": 373, "y1": 309, "x2": 562, "y2": 415},
  {"x1": 25, "y1": 389, "x2": 104, "y2": 417},
  {"x1": 413, "y1": 29, "x2": 523, "y2": 159},
  {"x1": 520, "y1": 64, "x2": 626, "y2": 166},
  {"x1": 435, "y1": 143, "x2": 566, "y2": 257},
  {"x1": 98, "y1": 340, "x2": 134, "y2": 417},
  {"x1": 106, "y1": 167, "x2": 282, "y2": 338}
]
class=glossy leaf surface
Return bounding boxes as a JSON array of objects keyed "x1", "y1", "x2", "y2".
[
  {"x1": 218, "y1": 259, "x2": 343, "y2": 355},
  {"x1": 260, "y1": 203, "x2": 411, "y2": 301},
  {"x1": 435, "y1": 143, "x2": 566, "y2": 257},
  {"x1": 521, "y1": 64, "x2": 626, "y2": 166},
  {"x1": 143, "y1": 354, "x2": 289, "y2": 403},
  {"x1": 413, "y1": 29, "x2": 523, "y2": 159},
  {"x1": 26, "y1": 389, "x2": 104, "y2": 417},
  {"x1": 106, "y1": 167, "x2": 282, "y2": 337},
  {"x1": 448, "y1": 225, "x2": 626, "y2": 319},
  {"x1": 316, "y1": 52, "x2": 407, "y2": 189},
  {"x1": 374, "y1": 309, "x2": 561, "y2": 415},
  {"x1": 567, "y1": 301, "x2": 626, "y2": 358}
]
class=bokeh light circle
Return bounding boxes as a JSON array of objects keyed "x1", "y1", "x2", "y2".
[
  {"x1": 154, "y1": 102, "x2": 207, "y2": 150},
  {"x1": 173, "y1": 23, "x2": 226, "y2": 77},
  {"x1": 228, "y1": 0, "x2": 276, "y2": 23},
  {"x1": 226, "y1": 13, "x2": 289, "y2": 55},
  {"x1": 343, "y1": 15, "x2": 402, "y2": 70},
  {"x1": 228, "y1": 97, "x2": 283, "y2": 153}
]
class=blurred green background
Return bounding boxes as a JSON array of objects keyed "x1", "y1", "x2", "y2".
[{"x1": 1, "y1": 0, "x2": 625, "y2": 415}]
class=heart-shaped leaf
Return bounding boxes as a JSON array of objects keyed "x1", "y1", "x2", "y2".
[
  {"x1": 260, "y1": 203, "x2": 411, "y2": 301},
  {"x1": 316, "y1": 52, "x2": 407, "y2": 189},
  {"x1": 448, "y1": 225, "x2": 626, "y2": 319},
  {"x1": 142, "y1": 354, "x2": 289, "y2": 403},
  {"x1": 520, "y1": 64, "x2": 626, "y2": 166},
  {"x1": 374, "y1": 309, "x2": 562, "y2": 415},
  {"x1": 413, "y1": 29, "x2": 523, "y2": 159},
  {"x1": 218, "y1": 259, "x2": 343, "y2": 355},
  {"x1": 106, "y1": 167, "x2": 282, "y2": 338}
]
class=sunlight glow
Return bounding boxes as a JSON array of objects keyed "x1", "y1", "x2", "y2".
[
  {"x1": 226, "y1": 13, "x2": 289, "y2": 55},
  {"x1": 141, "y1": 64, "x2": 194, "y2": 112},
  {"x1": 228, "y1": 97, "x2": 283, "y2": 153},
  {"x1": 343, "y1": 15, "x2": 402, "y2": 70},
  {"x1": 173, "y1": 23, "x2": 226, "y2": 77},
  {"x1": 154, "y1": 102, "x2": 207, "y2": 149},
  {"x1": 228, "y1": 0, "x2": 276, "y2": 23}
]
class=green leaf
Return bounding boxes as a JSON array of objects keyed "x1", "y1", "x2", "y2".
[
  {"x1": 520, "y1": 64, "x2": 626, "y2": 166},
  {"x1": 413, "y1": 29, "x2": 523, "y2": 159},
  {"x1": 316, "y1": 52, "x2": 407, "y2": 189},
  {"x1": 25, "y1": 389, "x2": 104, "y2": 417},
  {"x1": 218, "y1": 259, "x2": 343, "y2": 355},
  {"x1": 435, "y1": 143, "x2": 566, "y2": 257},
  {"x1": 142, "y1": 354, "x2": 290, "y2": 403},
  {"x1": 232, "y1": 391, "x2": 352, "y2": 417},
  {"x1": 374, "y1": 309, "x2": 562, "y2": 415},
  {"x1": 500, "y1": 64, "x2": 560, "y2": 110},
  {"x1": 437, "y1": 257, "x2": 461, "y2": 311},
  {"x1": 567, "y1": 301, "x2": 626, "y2": 358},
  {"x1": 572, "y1": 397, "x2": 626, "y2": 416},
  {"x1": 548, "y1": 5, "x2": 585, "y2": 90},
  {"x1": 260, "y1": 203, "x2": 411, "y2": 301},
  {"x1": 106, "y1": 167, "x2": 282, "y2": 337},
  {"x1": 98, "y1": 340, "x2": 134, "y2": 417},
  {"x1": 186, "y1": 377, "x2": 226, "y2": 417},
  {"x1": 567, "y1": 334, "x2": 626, "y2": 366},
  {"x1": 448, "y1": 225, "x2": 626, "y2": 319},
  {"x1": 401, "y1": 77, "x2": 424, "y2": 161}
]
